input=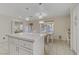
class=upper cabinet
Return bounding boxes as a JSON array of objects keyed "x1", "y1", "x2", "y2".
[{"x1": 11, "y1": 20, "x2": 23, "y2": 34}]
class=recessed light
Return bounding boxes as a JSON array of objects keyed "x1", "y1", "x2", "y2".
[
  {"x1": 39, "y1": 3, "x2": 42, "y2": 5},
  {"x1": 25, "y1": 8, "x2": 29, "y2": 10}
]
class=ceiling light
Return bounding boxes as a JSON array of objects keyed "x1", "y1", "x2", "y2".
[
  {"x1": 25, "y1": 8, "x2": 29, "y2": 10},
  {"x1": 25, "y1": 17, "x2": 30, "y2": 21},
  {"x1": 39, "y1": 3, "x2": 42, "y2": 5},
  {"x1": 39, "y1": 21, "x2": 44, "y2": 24},
  {"x1": 35, "y1": 12, "x2": 47, "y2": 19},
  {"x1": 38, "y1": 15, "x2": 43, "y2": 19}
]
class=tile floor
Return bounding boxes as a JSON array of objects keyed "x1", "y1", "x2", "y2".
[{"x1": 45, "y1": 40, "x2": 75, "y2": 55}]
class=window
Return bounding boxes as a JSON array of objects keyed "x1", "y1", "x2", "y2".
[{"x1": 40, "y1": 21, "x2": 54, "y2": 33}]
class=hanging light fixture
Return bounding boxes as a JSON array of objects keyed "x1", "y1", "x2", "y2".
[
  {"x1": 35, "y1": 3, "x2": 47, "y2": 19},
  {"x1": 35, "y1": 12, "x2": 47, "y2": 19},
  {"x1": 25, "y1": 16, "x2": 33, "y2": 21},
  {"x1": 39, "y1": 21, "x2": 44, "y2": 24},
  {"x1": 25, "y1": 3, "x2": 47, "y2": 20},
  {"x1": 25, "y1": 17, "x2": 30, "y2": 21}
]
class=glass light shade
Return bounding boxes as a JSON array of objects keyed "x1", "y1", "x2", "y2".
[
  {"x1": 35, "y1": 12, "x2": 47, "y2": 19},
  {"x1": 39, "y1": 21, "x2": 44, "y2": 24},
  {"x1": 25, "y1": 17, "x2": 30, "y2": 21}
]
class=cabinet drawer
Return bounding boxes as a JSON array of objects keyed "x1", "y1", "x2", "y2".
[
  {"x1": 19, "y1": 47, "x2": 33, "y2": 55},
  {"x1": 19, "y1": 40, "x2": 33, "y2": 50},
  {"x1": 9, "y1": 38, "x2": 19, "y2": 45}
]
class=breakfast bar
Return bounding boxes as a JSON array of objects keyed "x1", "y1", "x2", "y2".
[{"x1": 6, "y1": 33, "x2": 44, "y2": 55}]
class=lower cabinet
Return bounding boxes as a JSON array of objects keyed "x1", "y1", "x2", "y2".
[
  {"x1": 9, "y1": 44, "x2": 19, "y2": 55},
  {"x1": 19, "y1": 47, "x2": 33, "y2": 55},
  {"x1": 9, "y1": 38, "x2": 19, "y2": 55},
  {"x1": 9, "y1": 38, "x2": 33, "y2": 55}
]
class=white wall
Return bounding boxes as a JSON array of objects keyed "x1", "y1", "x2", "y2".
[
  {"x1": 54, "y1": 16, "x2": 70, "y2": 40},
  {"x1": 0, "y1": 15, "x2": 11, "y2": 42},
  {"x1": 0, "y1": 14, "x2": 17, "y2": 53},
  {"x1": 70, "y1": 5, "x2": 77, "y2": 53},
  {"x1": 70, "y1": 4, "x2": 79, "y2": 54},
  {"x1": 23, "y1": 20, "x2": 40, "y2": 33},
  {"x1": 76, "y1": 5, "x2": 79, "y2": 54},
  {"x1": 26, "y1": 16, "x2": 70, "y2": 41}
]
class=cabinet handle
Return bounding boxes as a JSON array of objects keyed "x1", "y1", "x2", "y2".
[{"x1": 3, "y1": 37, "x2": 5, "y2": 39}]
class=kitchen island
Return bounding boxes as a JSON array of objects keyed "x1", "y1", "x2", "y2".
[{"x1": 6, "y1": 33, "x2": 44, "y2": 55}]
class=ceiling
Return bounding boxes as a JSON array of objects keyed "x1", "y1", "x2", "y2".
[{"x1": 0, "y1": 3, "x2": 76, "y2": 19}]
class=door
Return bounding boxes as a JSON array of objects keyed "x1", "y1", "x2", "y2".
[{"x1": 76, "y1": 9, "x2": 79, "y2": 54}]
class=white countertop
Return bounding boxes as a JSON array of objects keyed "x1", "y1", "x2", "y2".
[{"x1": 6, "y1": 33, "x2": 45, "y2": 42}]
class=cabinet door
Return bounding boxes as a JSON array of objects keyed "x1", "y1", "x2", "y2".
[
  {"x1": 19, "y1": 47, "x2": 33, "y2": 55},
  {"x1": 9, "y1": 44, "x2": 19, "y2": 55},
  {"x1": 9, "y1": 38, "x2": 19, "y2": 55},
  {"x1": 19, "y1": 40, "x2": 33, "y2": 50}
]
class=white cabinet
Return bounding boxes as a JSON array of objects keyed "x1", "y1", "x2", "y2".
[
  {"x1": 18, "y1": 40, "x2": 33, "y2": 55},
  {"x1": 9, "y1": 44, "x2": 19, "y2": 55},
  {"x1": 9, "y1": 38, "x2": 19, "y2": 55},
  {"x1": 19, "y1": 40, "x2": 33, "y2": 50},
  {"x1": 19, "y1": 47, "x2": 33, "y2": 55},
  {"x1": 11, "y1": 20, "x2": 23, "y2": 34},
  {"x1": 7, "y1": 33, "x2": 44, "y2": 55},
  {"x1": 8, "y1": 37, "x2": 33, "y2": 55}
]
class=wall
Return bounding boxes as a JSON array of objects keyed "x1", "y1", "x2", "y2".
[
  {"x1": 54, "y1": 16, "x2": 70, "y2": 40},
  {"x1": 76, "y1": 5, "x2": 79, "y2": 54},
  {"x1": 24, "y1": 20, "x2": 40, "y2": 33},
  {"x1": 0, "y1": 15, "x2": 11, "y2": 42},
  {"x1": 70, "y1": 5, "x2": 77, "y2": 53},
  {"x1": 0, "y1": 14, "x2": 17, "y2": 53},
  {"x1": 26, "y1": 16, "x2": 70, "y2": 41},
  {"x1": 70, "y1": 4, "x2": 79, "y2": 54}
]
